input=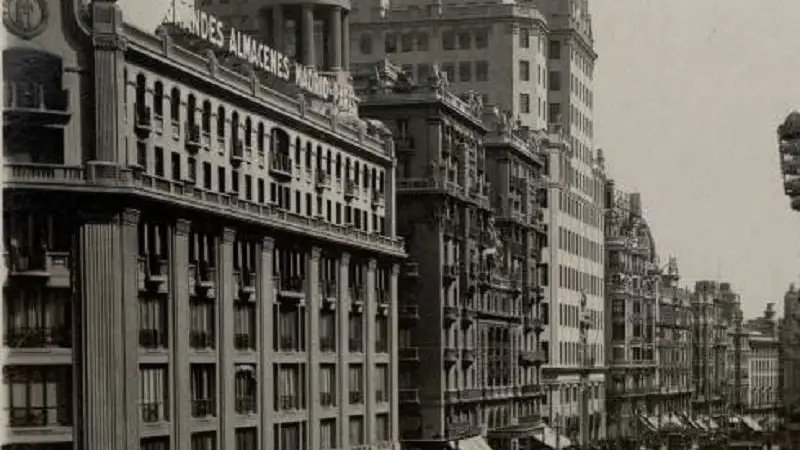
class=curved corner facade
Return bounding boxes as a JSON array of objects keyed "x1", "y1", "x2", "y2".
[{"x1": 2, "y1": 1, "x2": 404, "y2": 450}]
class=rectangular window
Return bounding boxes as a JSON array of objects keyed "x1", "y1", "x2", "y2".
[
  {"x1": 275, "y1": 423, "x2": 303, "y2": 450},
  {"x1": 549, "y1": 40, "x2": 561, "y2": 59},
  {"x1": 217, "y1": 166, "x2": 226, "y2": 193},
  {"x1": 349, "y1": 314, "x2": 363, "y2": 352},
  {"x1": 349, "y1": 416, "x2": 365, "y2": 446},
  {"x1": 375, "y1": 364, "x2": 389, "y2": 403},
  {"x1": 140, "y1": 364, "x2": 169, "y2": 423},
  {"x1": 154, "y1": 146, "x2": 164, "y2": 176},
  {"x1": 190, "y1": 364, "x2": 216, "y2": 418},
  {"x1": 348, "y1": 364, "x2": 364, "y2": 404},
  {"x1": 234, "y1": 366, "x2": 257, "y2": 414},
  {"x1": 231, "y1": 169, "x2": 240, "y2": 194},
  {"x1": 519, "y1": 28, "x2": 530, "y2": 48},
  {"x1": 376, "y1": 414, "x2": 390, "y2": 443},
  {"x1": 233, "y1": 301, "x2": 255, "y2": 350},
  {"x1": 475, "y1": 61, "x2": 489, "y2": 82},
  {"x1": 191, "y1": 432, "x2": 217, "y2": 450},
  {"x1": 236, "y1": 428, "x2": 257, "y2": 450},
  {"x1": 549, "y1": 71, "x2": 562, "y2": 91},
  {"x1": 457, "y1": 31, "x2": 471, "y2": 49},
  {"x1": 202, "y1": 162, "x2": 212, "y2": 189},
  {"x1": 548, "y1": 102, "x2": 562, "y2": 123},
  {"x1": 375, "y1": 316, "x2": 388, "y2": 353},
  {"x1": 171, "y1": 152, "x2": 181, "y2": 180},
  {"x1": 520, "y1": 93, "x2": 531, "y2": 114},
  {"x1": 384, "y1": 33, "x2": 398, "y2": 53},
  {"x1": 475, "y1": 28, "x2": 488, "y2": 49},
  {"x1": 442, "y1": 30, "x2": 455, "y2": 50},
  {"x1": 401, "y1": 33, "x2": 414, "y2": 52},
  {"x1": 190, "y1": 296, "x2": 215, "y2": 350},
  {"x1": 417, "y1": 63, "x2": 431, "y2": 82},
  {"x1": 519, "y1": 60, "x2": 530, "y2": 81},
  {"x1": 244, "y1": 174, "x2": 252, "y2": 200},
  {"x1": 442, "y1": 63, "x2": 455, "y2": 83},
  {"x1": 458, "y1": 61, "x2": 472, "y2": 82},
  {"x1": 320, "y1": 364, "x2": 336, "y2": 407},
  {"x1": 320, "y1": 419, "x2": 337, "y2": 450},
  {"x1": 5, "y1": 365, "x2": 73, "y2": 428},
  {"x1": 275, "y1": 364, "x2": 305, "y2": 411},
  {"x1": 417, "y1": 32, "x2": 429, "y2": 51}
]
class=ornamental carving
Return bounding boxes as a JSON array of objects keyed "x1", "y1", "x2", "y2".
[
  {"x1": 428, "y1": 63, "x2": 450, "y2": 94},
  {"x1": 3, "y1": 0, "x2": 48, "y2": 40}
]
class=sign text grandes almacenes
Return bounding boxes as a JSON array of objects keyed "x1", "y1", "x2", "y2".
[{"x1": 180, "y1": 9, "x2": 356, "y2": 111}]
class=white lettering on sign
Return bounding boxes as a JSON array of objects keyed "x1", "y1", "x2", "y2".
[{"x1": 180, "y1": 9, "x2": 356, "y2": 112}]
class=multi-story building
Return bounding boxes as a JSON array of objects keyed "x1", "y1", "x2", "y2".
[
  {"x1": 727, "y1": 314, "x2": 750, "y2": 416},
  {"x1": 690, "y1": 281, "x2": 734, "y2": 420},
  {"x1": 656, "y1": 258, "x2": 694, "y2": 417},
  {"x1": 348, "y1": 2, "x2": 608, "y2": 439},
  {"x1": 747, "y1": 326, "x2": 780, "y2": 423},
  {"x1": 779, "y1": 281, "x2": 800, "y2": 446},
  {"x1": 3, "y1": 2, "x2": 406, "y2": 450},
  {"x1": 352, "y1": 60, "x2": 559, "y2": 450},
  {"x1": 603, "y1": 185, "x2": 661, "y2": 441}
]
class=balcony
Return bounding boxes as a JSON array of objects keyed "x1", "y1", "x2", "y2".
[
  {"x1": 135, "y1": 105, "x2": 152, "y2": 138},
  {"x1": 235, "y1": 397, "x2": 257, "y2": 415},
  {"x1": 5, "y1": 250, "x2": 71, "y2": 288},
  {"x1": 519, "y1": 351, "x2": 544, "y2": 367},
  {"x1": 190, "y1": 331, "x2": 215, "y2": 349},
  {"x1": 399, "y1": 388, "x2": 420, "y2": 404},
  {"x1": 348, "y1": 337, "x2": 364, "y2": 353},
  {"x1": 275, "y1": 275, "x2": 306, "y2": 302},
  {"x1": 372, "y1": 189, "x2": 385, "y2": 208},
  {"x1": 461, "y1": 388, "x2": 482, "y2": 402},
  {"x1": 191, "y1": 398, "x2": 216, "y2": 418},
  {"x1": 315, "y1": 170, "x2": 331, "y2": 191},
  {"x1": 190, "y1": 262, "x2": 216, "y2": 297},
  {"x1": 400, "y1": 346, "x2": 419, "y2": 361},
  {"x1": 4, "y1": 326, "x2": 71, "y2": 349},
  {"x1": 444, "y1": 347, "x2": 459, "y2": 365},
  {"x1": 461, "y1": 307, "x2": 477, "y2": 328},
  {"x1": 443, "y1": 305, "x2": 460, "y2": 324},
  {"x1": 185, "y1": 123, "x2": 201, "y2": 153},
  {"x1": 269, "y1": 153, "x2": 292, "y2": 180},
  {"x1": 231, "y1": 139, "x2": 245, "y2": 166},
  {"x1": 344, "y1": 179, "x2": 358, "y2": 201},
  {"x1": 137, "y1": 255, "x2": 169, "y2": 294},
  {"x1": 350, "y1": 286, "x2": 366, "y2": 313},
  {"x1": 320, "y1": 336, "x2": 336, "y2": 352},
  {"x1": 399, "y1": 304, "x2": 420, "y2": 322},
  {"x1": 4, "y1": 81, "x2": 71, "y2": 126},
  {"x1": 521, "y1": 384, "x2": 542, "y2": 396},
  {"x1": 442, "y1": 264, "x2": 458, "y2": 283},
  {"x1": 139, "y1": 328, "x2": 168, "y2": 349},
  {"x1": 349, "y1": 391, "x2": 364, "y2": 404},
  {"x1": 461, "y1": 348, "x2": 475, "y2": 365},
  {"x1": 7, "y1": 405, "x2": 72, "y2": 428},
  {"x1": 233, "y1": 269, "x2": 256, "y2": 300},
  {"x1": 320, "y1": 392, "x2": 335, "y2": 407},
  {"x1": 278, "y1": 395, "x2": 301, "y2": 411},
  {"x1": 234, "y1": 333, "x2": 254, "y2": 350}
]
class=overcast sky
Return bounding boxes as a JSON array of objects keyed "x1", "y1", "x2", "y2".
[{"x1": 118, "y1": 0, "x2": 800, "y2": 319}]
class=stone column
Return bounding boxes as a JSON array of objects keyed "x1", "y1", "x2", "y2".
[
  {"x1": 78, "y1": 209, "x2": 139, "y2": 450},
  {"x1": 259, "y1": 237, "x2": 276, "y2": 450},
  {"x1": 366, "y1": 259, "x2": 378, "y2": 443},
  {"x1": 220, "y1": 228, "x2": 237, "y2": 450},
  {"x1": 338, "y1": 253, "x2": 352, "y2": 449},
  {"x1": 328, "y1": 6, "x2": 342, "y2": 70},
  {"x1": 90, "y1": 1, "x2": 126, "y2": 163},
  {"x1": 272, "y1": 6, "x2": 285, "y2": 53},
  {"x1": 301, "y1": 4, "x2": 316, "y2": 67},
  {"x1": 389, "y1": 263, "x2": 400, "y2": 445},
  {"x1": 309, "y1": 248, "x2": 322, "y2": 448},
  {"x1": 341, "y1": 10, "x2": 351, "y2": 71},
  {"x1": 172, "y1": 219, "x2": 192, "y2": 450}
]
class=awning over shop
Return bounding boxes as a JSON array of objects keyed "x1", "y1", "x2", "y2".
[
  {"x1": 741, "y1": 415, "x2": 763, "y2": 432},
  {"x1": 530, "y1": 425, "x2": 573, "y2": 449},
  {"x1": 454, "y1": 436, "x2": 493, "y2": 450}
]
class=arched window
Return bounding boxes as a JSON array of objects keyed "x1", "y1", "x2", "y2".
[
  {"x1": 257, "y1": 123, "x2": 265, "y2": 152},
  {"x1": 216, "y1": 106, "x2": 226, "y2": 138},
  {"x1": 170, "y1": 87, "x2": 180, "y2": 123},
  {"x1": 231, "y1": 111, "x2": 240, "y2": 141},
  {"x1": 270, "y1": 128, "x2": 290, "y2": 154},
  {"x1": 325, "y1": 149, "x2": 332, "y2": 173},
  {"x1": 187, "y1": 94, "x2": 196, "y2": 127},
  {"x1": 135, "y1": 73, "x2": 146, "y2": 111},
  {"x1": 335, "y1": 154, "x2": 342, "y2": 178},
  {"x1": 245, "y1": 117, "x2": 252, "y2": 148},
  {"x1": 153, "y1": 81, "x2": 164, "y2": 117},
  {"x1": 202, "y1": 100, "x2": 211, "y2": 133}
]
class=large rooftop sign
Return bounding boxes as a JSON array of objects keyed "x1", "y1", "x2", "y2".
[{"x1": 179, "y1": 9, "x2": 356, "y2": 112}]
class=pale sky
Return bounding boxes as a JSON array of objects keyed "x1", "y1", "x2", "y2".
[{"x1": 118, "y1": 0, "x2": 800, "y2": 319}]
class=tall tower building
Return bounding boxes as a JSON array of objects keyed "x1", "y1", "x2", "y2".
[{"x1": 348, "y1": 0, "x2": 607, "y2": 440}]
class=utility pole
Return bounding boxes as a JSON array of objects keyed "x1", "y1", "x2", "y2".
[{"x1": 579, "y1": 291, "x2": 592, "y2": 448}]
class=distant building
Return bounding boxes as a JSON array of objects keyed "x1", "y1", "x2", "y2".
[
  {"x1": 747, "y1": 328, "x2": 780, "y2": 423},
  {"x1": 691, "y1": 281, "x2": 731, "y2": 420}
]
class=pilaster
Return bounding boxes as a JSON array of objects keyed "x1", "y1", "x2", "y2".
[
  {"x1": 365, "y1": 258, "x2": 378, "y2": 443},
  {"x1": 172, "y1": 218, "x2": 192, "y2": 450},
  {"x1": 338, "y1": 252, "x2": 351, "y2": 450},
  {"x1": 260, "y1": 237, "x2": 276, "y2": 450},
  {"x1": 389, "y1": 263, "x2": 400, "y2": 445},
  {"x1": 309, "y1": 247, "x2": 323, "y2": 448},
  {"x1": 220, "y1": 228, "x2": 237, "y2": 450},
  {"x1": 78, "y1": 209, "x2": 139, "y2": 450},
  {"x1": 91, "y1": 0, "x2": 127, "y2": 163}
]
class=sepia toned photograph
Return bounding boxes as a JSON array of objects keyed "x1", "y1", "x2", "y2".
[{"x1": 2, "y1": 0, "x2": 800, "y2": 449}]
